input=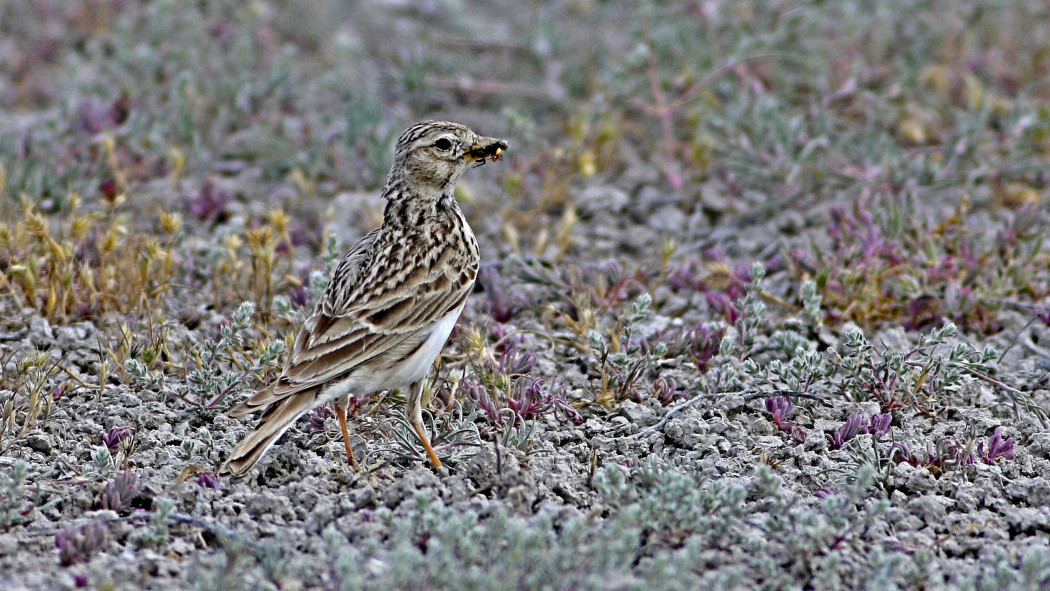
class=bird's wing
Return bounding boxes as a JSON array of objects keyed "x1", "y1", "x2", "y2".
[{"x1": 231, "y1": 230, "x2": 477, "y2": 415}]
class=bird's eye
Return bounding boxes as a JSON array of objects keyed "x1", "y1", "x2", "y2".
[{"x1": 434, "y1": 138, "x2": 453, "y2": 151}]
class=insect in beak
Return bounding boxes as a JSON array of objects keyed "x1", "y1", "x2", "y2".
[{"x1": 466, "y1": 138, "x2": 509, "y2": 167}]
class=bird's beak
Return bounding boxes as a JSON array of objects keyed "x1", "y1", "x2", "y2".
[{"x1": 464, "y1": 137, "x2": 509, "y2": 164}]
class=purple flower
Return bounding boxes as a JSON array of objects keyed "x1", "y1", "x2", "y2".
[
  {"x1": 866, "y1": 413, "x2": 892, "y2": 439},
  {"x1": 667, "y1": 262, "x2": 702, "y2": 291},
  {"x1": 764, "y1": 397, "x2": 807, "y2": 442},
  {"x1": 466, "y1": 375, "x2": 582, "y2": 427},
  {"x1": 651, "y1": 376, "x2": 681, "y2": 405},
  {"x1": 764, "y1": 396, "x2": 795, "y2": 428},
  {"x1": 498, "y1": 347, "x2": 537, "y2": 376},
  {"x1": 188, "y1": 177, "x2": 232, "y2": 221},
  {"x1": 978, "y1": 427, "x2": 1015, "y2": 464},
  {"x1": 462, "y1": 378, "x2": 506, "y2": 426},
  {"x1": 197, "y1": 472, "x2": 220, "y2": 490},
  {"x1": 889, "y1": 438, "x2": 977, "y2": 469},
  {"x1": 939, "y1": 437, "x2": 975, "y2": 467},
  {"x1": 888, "y1": 441, "x2": 916, "y2": 465},
  {"x1": 102, "y1": 472, "x2": 138, "y2": 513},
  {"x1": 689, "y1": 324, "x2": 726, "y2": 373},
  {"x1": 98, "y1": 177, "x2": 124, "y2": 203},
  {"x1": 705, "y1": 292, "x2": 740, "y2": 324},
  {"x1": 507, "y1": 379, "x2": 552, "y2": 420},
  {"x1": 826, "y1": 414, "x2": 869, "y2": 449},
  {"x1": 549, "y1": 383, "x2": 584, "y2": 425},
  {"x1": 100, "y1": 427, "x2": 132, "y2": 450},
  {"x1": 290, "y1": 284, "x2": 310, "y2": 308},
  {"x1": 75, "y1": 95, "x2": 128, "y2": 134},
  {"x1": 790, "y1": 425, "x2": 808, "y2": 443},
  {"x1": 55, "y1": 523, "x2": 108, "y2": 567},
  {"x1": 308, "y1": 404, "x2": 335, "y2": 431},
  {"x1": 288, "y1": 220, "x2": 322, "y2": 248}
]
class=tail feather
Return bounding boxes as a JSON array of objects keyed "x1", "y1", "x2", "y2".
[
  {"x1": 229, "y1": 381, "x2": 282, "y2": 418},
  {"x1": 220, "y1": 388, "x2": 320, "y2": 477}
]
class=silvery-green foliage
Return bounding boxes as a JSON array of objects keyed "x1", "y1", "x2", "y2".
[
  {"x1": 0, "y1": 460, "x2": 29, "y2": 530},
  {"x1": 180, "y1": 301, "x2": 285, "y2": 410}
]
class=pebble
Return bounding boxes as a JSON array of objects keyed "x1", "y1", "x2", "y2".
[{"x1": 25, "y1": 431, "x2": 52, "y2": 455}]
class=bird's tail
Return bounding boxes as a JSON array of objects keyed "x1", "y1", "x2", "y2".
[{"x1": 219, "y1": 388, "x2": 319, "y2": 477}]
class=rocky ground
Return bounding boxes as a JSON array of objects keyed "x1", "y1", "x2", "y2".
[{"x1": 2, "y1": 1, "x2": 1050, "y2": 589}]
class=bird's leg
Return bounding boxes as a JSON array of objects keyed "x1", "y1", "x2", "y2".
[
  {"x1": 407, "y1": 381, "x2": 443, "y2": 468},
  {"x1": 333, "y1": 398, "x2": 356, "y2": 467}
]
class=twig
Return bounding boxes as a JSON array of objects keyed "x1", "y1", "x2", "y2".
[
  {"x1": 1021, "y1": 333, "x2": 1050, "y2": 361},
  {"x1": 742, "y1": 390, "x2": 826, "y2": 403},
  {"x1": 997, "y1": 313, "x2": 1043, "y2": 363},
  {"x1": 955, "y1": 365, "x2": 1025, "y2": 396},
  {"x1": 643, "y1": 51, "x2": 681, "y2": 190},
  {"x1": 0, "y1": 328, "x2": 28, "y2": 342},
  {"x1": 627, "y1": 391, "x2": 743, "y2": 440},
  {"x1": 627, "y1": 53, "x2": 781, "y2": 190}
]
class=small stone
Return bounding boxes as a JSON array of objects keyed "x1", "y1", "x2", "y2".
[
  {"x1": 647, "y1": 204, "x2": 685, "y2": 234},
  {"x1": 552, "y1": 482, "x2": 582, "y2": 505},
  {"x1": 1027, "y1": 433, "x2": 1050, "y2": 458},
  {"x1": 775, "y1": 210, "x2": 805, "y2": 234},
  {"x1": 907, "y1": 494, "x2": 953, "y2": 523},
  {"x1": 27, "y1": 316, "x2": 54, "y2": 347},
  {"x1": 895, "y1": 462, "x2": 935, "y2": 493},
  {"x1": 1001, "y1": 505, "x2": 1050, "y2": 534},
  {"x1": 25, "y1": 431, "x2": 52, "y2": 455},
  {"x1": 618, "y1": 400, "x2": 653, "y2": 425},
  {"x1": 382, "y1": 467, "x2": 441, "y2": 509},
  {"x1": 877, "y1": 327, "x2": 911, "y2": 352},
  {"x1": 953, "y1": 484, "x2": 984, "y2": 512},
  {"x1": 856, "y1": 402, "x2": 881, "y2": 416},
  {"x1": 1005, "y1": 477, "x2": 1050, "y2": 506},
  {"x1": 53, "y1": 325, "x2": 90, "y2": 351},
  {"x1": 803, "y1": 429, "x2": 828, "y2": 452},
  {"x1": 245, "y1": 491, "x2": 292, "y2": 523},
  {"x1": 707, "y1": 418, "x2": 729, "y2": 434},
  {"x1": 119, "y1": 393, "x2": 143, "y2": 407}
]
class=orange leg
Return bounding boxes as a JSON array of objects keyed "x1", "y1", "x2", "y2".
[
  {"x1": 335, "y1": 404, "x2": 356, "y2": 466},
  {"x1": 411, "y1": 421, "x2": 443, "y2": 469},
  {"x1": 406, "y1": 381, "x2": 442, "y2": 469}
]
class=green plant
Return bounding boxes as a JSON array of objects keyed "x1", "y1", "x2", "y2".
[
  {"x1": 0, "y1": 350, "x2": 62, "y2": 453},
  {"x1": 587, "y1": 292, "x2": 665, "y2": 408},
  {"x1": 131, "y1": 496, "x2": 175, "y2": 549},
  {"x1": 387, "y1": 403, "x2": 483, "y2": 466},
  {"x1": 0, "y1": 460, "x2": 30, "y2": 530},
  {"x1": 837, "y1": 322, "x2": 997, "y2": 415},
  {"x1": 126, "y1": 301, "x2": 284, "y2": 411}
]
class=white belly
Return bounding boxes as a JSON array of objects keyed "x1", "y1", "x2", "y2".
[
  {"x1": 319, "y1": 303, "x2": 464, "y2": 403},
  {"x1": 393, "y1": 303, "x2": 464, "y2": 387}
]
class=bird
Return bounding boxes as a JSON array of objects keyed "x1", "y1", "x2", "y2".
[{"x1": 219, "y1": 120, "x2": 508, "y2": 477}]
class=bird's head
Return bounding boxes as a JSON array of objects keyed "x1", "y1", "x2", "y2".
[{"x1": 387, "y1": 121, "x2": 508, "y2": 199}]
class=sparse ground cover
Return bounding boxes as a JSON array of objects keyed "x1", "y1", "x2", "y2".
[{"x1": 1, "y1": 1, "x2": 1049, "y2": 589}]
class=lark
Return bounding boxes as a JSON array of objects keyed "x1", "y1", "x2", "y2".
[{"x1": 220, "y1": 121, "x2": 507, "y2": 477}]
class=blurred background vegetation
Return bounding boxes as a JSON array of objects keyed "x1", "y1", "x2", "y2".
[{"x1": 1, "y1": 0, "x2": 1047, "y2": 326}]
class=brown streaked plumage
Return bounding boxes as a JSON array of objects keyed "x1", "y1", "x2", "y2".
[{"x1": 219, "y1": 121, "x2": 508, "y2": 477}]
